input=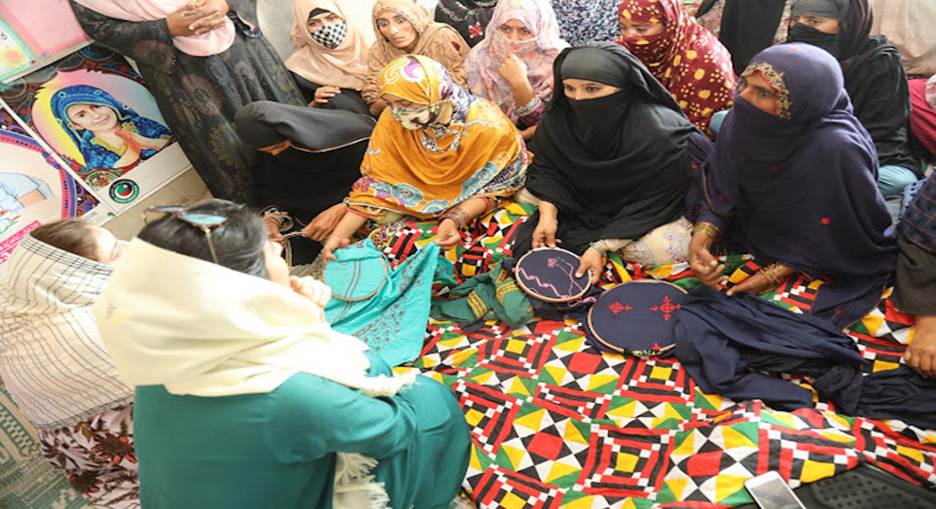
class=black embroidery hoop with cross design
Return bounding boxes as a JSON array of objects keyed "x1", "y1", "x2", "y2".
[{"x1": 586, "y1": 280, "x2": 688, "y2": 358}]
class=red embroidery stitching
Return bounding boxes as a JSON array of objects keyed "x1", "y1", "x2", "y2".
[
  {"x1": 650, "y1": 296, "x2": 682, "y2": 321},
  {"x1": 609, "y1": 302, "x2": 633, "y2": 315}
]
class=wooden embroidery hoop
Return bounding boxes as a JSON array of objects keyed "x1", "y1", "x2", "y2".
[
  {"x1": 325, "y1": 253, "x2": 391, "y2": 303},
  {"x1": 514, "y1": 247, "x2": 592, "y2": 303},
  {"x1": 586, "y1": 280, "x2": 688, "y2": 357}
]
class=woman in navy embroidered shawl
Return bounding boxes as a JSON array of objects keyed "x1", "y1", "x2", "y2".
[{"x1": 689, "y1": 43, "x2": 896, "y2": 328}]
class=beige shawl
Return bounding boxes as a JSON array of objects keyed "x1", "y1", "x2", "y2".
[
  {"x1": 286, "y1": 0, "x2": 377, "y2": 90},
  {"x1": 93, "y1": 239, "x2": 419, "y2": 508},
  {"x1": 362, "y1": 0, "x2": 469, "y2": 104},
  {"x1": 870, "y1": 0, "x2": 936, "y2": 76}
]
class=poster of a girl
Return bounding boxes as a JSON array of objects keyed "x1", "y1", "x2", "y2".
[{"x1": 51, "y1": 84, "x2": 172, "y2": 169}]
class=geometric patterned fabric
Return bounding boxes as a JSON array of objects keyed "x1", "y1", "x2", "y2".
[{"x1": 377, "y1": 203, "x2": 936, "y2": 508}]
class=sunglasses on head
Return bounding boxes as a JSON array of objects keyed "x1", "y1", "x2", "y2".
[{"x1": 143, "y1": 205, "x2": 228, "y2": 264}]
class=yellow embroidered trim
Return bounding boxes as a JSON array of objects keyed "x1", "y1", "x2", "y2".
[
  {"x1": 745, "y1": 62, "x2": 792, "y2": 120},
  {"x1": 467, "y1": 292, "x2": 488, "y2": 319},
  {"x1": 496, "y1": 281, "x2": 518, "y2": 304}
]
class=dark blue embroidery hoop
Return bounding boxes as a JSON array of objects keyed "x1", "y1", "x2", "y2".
[{"x1": 586, "y1": 280, "x2": 688, "y2": 358}]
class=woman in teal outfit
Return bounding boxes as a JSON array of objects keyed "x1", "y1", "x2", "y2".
[{"x1": 91, "y1": 199, "x2": 470, "y2": 509}]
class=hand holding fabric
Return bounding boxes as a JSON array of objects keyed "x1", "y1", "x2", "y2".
[
  {"x1": 316, "y1": 208, "x2": 366, "y2": 261},
  {"x1": 576, "y1": 247, "x2": 604, "y2": 285},
  {"x1": 435, "y1": 219, "x2": 462, "y2": 249},
  {"x1": 322, "y1": 235, "x2": 350, "y2": 262},
  {"x1": 689, "y1": 232, "x2": 725, "y2": 288},
  {"x1": 905, "y1": 315, "x2": 936, "y2": 378}
]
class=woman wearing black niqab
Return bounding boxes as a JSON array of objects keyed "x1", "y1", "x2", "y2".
[
  {"x1": 235, "y1": 101, "x2": 374, "y2": 262},
  {"x1": 787, "y1": 0, "x2": 921, "y2": 197},
  {"x1": 513, "y1": 42, "x2": 706, "y2": 283}
]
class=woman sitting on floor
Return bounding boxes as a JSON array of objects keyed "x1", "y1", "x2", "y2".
[
  {"x1": 896, "y1": 172, "x2": 936, "y2": 378},
  {"x1": 324, "y1": 54, "x2": 528, "y2": 259},
  {"x1": 94, "y1": 199, "x2": 471, "y2": 509},
  {"x1": 363, "y1": 0, "x2": 470, "y2": 116},
  {"x1": 616, "y1": 0, "x2": 735, "y2": 137},
  {"x1": 787, "y1": 0, "x2": 921, "y2": 196},
  {"x1": 0, "y1": 220, "x2": 137, "y2": 507},
  {"x1": 513, "y1": 42, "x2": 702, "y2": 284},
  {"x1": 466, "y1": 0, "x2": 568, "y2": 139},
  {"x1": 689, "y1": 43, "x2": 897, "y2": 328},
  {"x1": 235, "y1": 101, "x2": 375, "y2": 263},
  {"x1": 286, "y1": 0, "x2": 377, "y2": 116}
]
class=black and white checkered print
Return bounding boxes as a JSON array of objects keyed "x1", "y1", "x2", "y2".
[{"x1": 310, "y1": 21, "x2": 348, "y2": 50}]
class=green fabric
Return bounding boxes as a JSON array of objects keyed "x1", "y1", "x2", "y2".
[
  {"x1": 0, "y1": 383, "x2": 90, "y2": 509},
  {"x1": 326, "y1": 240, "x2": 439, "y2": 366},
  {"x1": 431, "y1": 261, "x2": 534, "y2": 329},
  {"x1": 133, "y1": 352, "x2": 470, "y2": 509}
]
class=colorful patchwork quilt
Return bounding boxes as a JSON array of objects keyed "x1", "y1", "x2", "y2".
[{"x1": 377, "y1": 203, "x2": 936, "y2": 508}]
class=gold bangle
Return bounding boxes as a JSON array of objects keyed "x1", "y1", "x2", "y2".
[
  {"x1": 759, "y1": 263, "x2": 787, "y2": 288},
  {"x1": 440, "y1": 207, "x2": 470, "y2": 230},
  {"x1": 691, "y1": 222, "x2": 721, "y2": 239}
]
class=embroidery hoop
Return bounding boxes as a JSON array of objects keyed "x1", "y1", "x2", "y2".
[
  {"x1": 514, "y1": 247, "x2": 592, "y2": 303},
  {"x1": 324, "y1": 251, "x2": 391, "y2": 303},
  {"x1": 586, "y1": 280, "x2": 688, "y2": 358}
]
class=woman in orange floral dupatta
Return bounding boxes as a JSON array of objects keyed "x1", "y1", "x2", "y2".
[{"x1": 321, "y1": 54, "x2": 528, "y2": 260}]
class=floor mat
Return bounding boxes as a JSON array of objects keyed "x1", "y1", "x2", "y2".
[{"x1": 383, "y1": 204, "x2": 936, "y2": 508}]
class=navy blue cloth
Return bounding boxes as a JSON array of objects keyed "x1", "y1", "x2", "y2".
[
  {"x1": 695, "y1": 43, "x2": 897, "y2": 327},
  {"x1": 585, "y1": 281, "x2": 687, "y2": 357},
  {"x1": 675, "y1": 286, "x2": 936, "y2": 430}
]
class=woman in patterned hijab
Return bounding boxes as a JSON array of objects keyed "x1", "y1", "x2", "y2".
[
  {"x1": 324, "y1": 55, "x2": 528, "y2": 259},
  {"x1": 466, "y1": 0, "x2": 568, "y2": 135},
  {"x1": 616, "y1": 0, "x2": 735, "y2": 136}
]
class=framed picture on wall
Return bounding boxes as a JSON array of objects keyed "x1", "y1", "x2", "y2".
[
  {"x1": 0, "y1": 44, "x2": 191, "y2": 211},
  {"x1": 0, "y1": 108, "x2": 105, "y2": 265}
]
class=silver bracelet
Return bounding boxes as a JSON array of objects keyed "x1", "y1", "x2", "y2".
[
  {"x1": 588, "y1": 241, "x2": 608, "y2": 258},
  {"x1": 515, "y1": 96, "x2": 543, "y2": 117}
]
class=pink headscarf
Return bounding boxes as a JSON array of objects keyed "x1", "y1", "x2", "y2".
[
  {"x1": 465, "y1": 0, "x2": 567, "y2": 122},
  {"x1": 73, "y1": 0, "x2": 236, "y2": 57}
]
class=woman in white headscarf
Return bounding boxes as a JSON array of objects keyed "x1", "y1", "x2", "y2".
[{"x1": 94, "y1": 199, "x2": 470, "y2": 509}]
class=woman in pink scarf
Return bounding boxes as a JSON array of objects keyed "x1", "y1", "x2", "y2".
[
  {"x1": 466, "y1": 0, "x2": 568, "y2": 139},
  {"x1": 69, "y1": 0, "x2": 304, "y2": 205}
]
